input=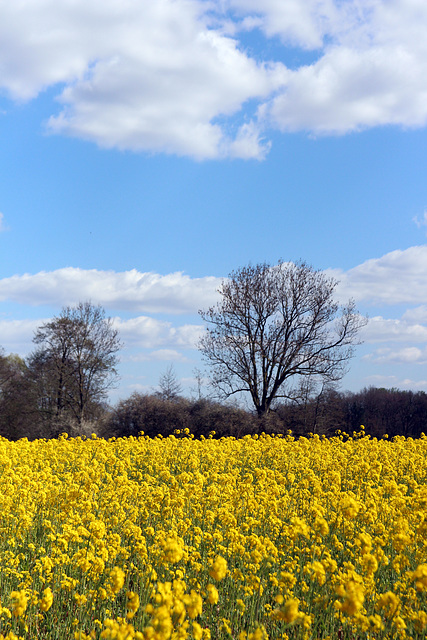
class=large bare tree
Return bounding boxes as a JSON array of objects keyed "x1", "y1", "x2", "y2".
[
  {"x1": 30, "y1": 302, "x2": 122, "y2": 423},
  {"x1": 199, "y1": 260, "x2": 367, "y2": 416}
]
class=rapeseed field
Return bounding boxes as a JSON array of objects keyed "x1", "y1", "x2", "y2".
[{"x1": 0, "y1": 429, "x2": 426, "y2": 640}]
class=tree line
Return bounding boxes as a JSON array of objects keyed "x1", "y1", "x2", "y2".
[
  {"x1": 3, "y1": 347, "x2": 427, "y2": 439},
  {"x1": 104, "y1": 384, "x2": 427, "y2": 440},
  {"x1": 1, "y1": 259, "x2": 424, "y2": 440}
]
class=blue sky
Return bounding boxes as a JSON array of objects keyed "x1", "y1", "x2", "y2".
[{"x1": 1, "y1": 0, "x2": 427, "y2": 404}]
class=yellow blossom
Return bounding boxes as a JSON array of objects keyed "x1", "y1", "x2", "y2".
[
  {"x1": 377, "y1": 591, "x2": 400, "y2": 618},
  {"x1": 209, "y1": 556, "x2": 227, "y2": 581},
  {"x1": 192, "y1": 622, "x2": 203, "y2": 640},
  {"x1": 184, "y1": 590, "x2": 203, "y2": 618},
  {"x1": 162, "y1": 537, "x2": 184, "y2": 564},
  {"x1": 273, "y1": 598, "x2": 300, "y2": 624},
  {"x1": 126, "y1": 591, "x2": 140, "y2": 619},
  {"x1": 39, "y1": 587, "x2": 53, "y2": 612},
  {"x1": 335, "y1": 580, "x2": 364, "y2": 616},
  {"x1": 109, "y1": 566, "x2": 125, "y2": 594},
  {"x1": 206, "y1": 584, "x2": 219, "y2": 605},
  {"x1": 9, "y1": 590, "x2": 28, "y2": 618}
]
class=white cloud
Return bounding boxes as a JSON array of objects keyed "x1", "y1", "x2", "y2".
[
  {"x1": 0, "y1": 267, "x2": 221, "y2": 313},
  {"x1": 363, "y1": 346, "x2": 427, "y2": 365},
  {"x1": 0, "y1": 0, "x2": 285, "y2": 159},
  {"x1": 413, "y1": 209, "x2": 427, "y2": 231},
  {"x1": 229, "y1": 0, "x2": 348, "y2": 50},
  {"x1": 362, "y1": 374, "x2": 427, "y2": 392},
  {"x1": 268, "y1": 44, "x2": 427, "y2": 134},
  {"x1": 227, "y1": 121, "x2": 272, "y2": 160},
  {"x1": 3, "y1": 245, "x2": 427, "y2": 370},
  {"x1": 3, "y1": 246, "x2": 427, "y2": 319},
  {"x1": 235, "y1": 0, "x2": 427, "y2": 134},
  {"x1": 361, "y1": 316, "x2": 427, "y2": 344},
  {"x1": 0, "y1": 318, "x2": 45, "y2": 355},
  {"x1": 128, "y1": 349, "x2": 188, "y2": 363},
  {"x1": 2, "y1": 1, "x2": 427, "y2": 158},
  {"x1": 112, "y1": 316, "x2": 203, "y2": 349},
  {"x1": 402, "y1": 306, "x2": 427, "y2": 323},
  {"x1": 0, "y1": 212, "x2": 7, "y2": 232},
  {"x1": 0, "y1": 314, "x2": 203, "y2": 360},
  {"x1": 327, "y1": 245, "x2": 427, "y2": 305}
]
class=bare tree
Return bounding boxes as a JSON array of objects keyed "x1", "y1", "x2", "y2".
[
  {"x1": 191, "y1": 367, "x2": 205, "y2": 401},
  {"x1": 30, "y1": 302, "x2": 122, "y2": 423},
  {"x1": 157, "y1": 364, "x2": 183, "y2": 401},
  {"x1": 199, "y1": 260, "x2": 367, "y2": 416}
]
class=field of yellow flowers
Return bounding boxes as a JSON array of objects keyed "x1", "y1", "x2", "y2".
[{"x1": 0, "y1": 429, "x2": 427, "y2": 640}]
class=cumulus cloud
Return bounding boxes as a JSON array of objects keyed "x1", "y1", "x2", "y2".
[
  {"x1": 363, "y1": 374, "x2": 427, "y2": 392},
  {"x1": 363, "y1": 346, "x2": 427, "y2": 365},
  {"x1": 234, "y1": 0, "x2": 427, "y2": 134},
  {"x1": 268, "y1": 44, "x2": 427, "y2": 134},
  {"x1": 3, "y1": 245, "x2": 427, "y2": 373},
  {"x1": 0, "y1": 0, "x2": 285, "y2": 159},
  {"x1": 361, "y1": 316, "x2": 427, "y2": 344},
  {"x1": 0, "y1": 267, "x2": 210, "y2": 358},
  {"x1": 1, "y1": 245, "x2": 427, "y2": 318},
  {"x1": 229, "y1": 0, "x2": 342, "y2": 49},
  {"x1": 0, "y1": 318, "x2": 46, "y2": 355},
  {"x1": 402, "y1": 306, "x2": 427, "y2": 323},
  {"x1": 128, "y1": 349, "x2": 188, "y2": 363},
  {"x1": 0, "y1": 267, "x2": 221, "y2": 313},
  {"x1": 112, "y1": 316, "x2": 203, "y2": 349},
  {"x1": 0, "y1": 314, "x2": 203, "y2": 359},
  {"x1": 1, "y1": 1, "x2": 427, "y2": 158},
  {"x1": 327, "y1": 246, "x2": 427, "y2": 306},
  {"x1": 413, "y1": 210, "x2": 427, "y2": 232}
]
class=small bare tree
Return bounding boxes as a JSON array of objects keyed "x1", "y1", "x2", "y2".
[
  {"x1": 157, "y1": 364, "x2": 183, "y2": 401},
  {"x1": 199, "y1": 260, "x2": 367, "y2": 416}
]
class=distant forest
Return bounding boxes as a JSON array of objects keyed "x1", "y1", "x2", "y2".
[
  {"x1": 104, "y1": 386, "x2": 427, "y2": 441},
  {"x1": 1, "y1": 381, "x2": 427, "y2": 441},
  {"x1": 1, "y1": 301, "x2": 426, "y2": 442}
]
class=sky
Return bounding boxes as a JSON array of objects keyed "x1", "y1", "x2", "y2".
[{"x1": 1, "y1": 0, "x2": 427, "y2": 405}]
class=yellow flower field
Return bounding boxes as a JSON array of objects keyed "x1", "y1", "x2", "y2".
[{"x1": 0, "y1": 429, "x2": 427, "y2": 639}]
